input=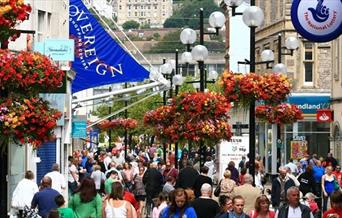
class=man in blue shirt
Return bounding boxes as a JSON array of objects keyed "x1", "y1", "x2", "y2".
[
  {"x1": 31, "y1": 176, "x2": 60, "y2": 218},
  {"x1": 312, "y1": 160, "x2": 325, "y2": 210}
]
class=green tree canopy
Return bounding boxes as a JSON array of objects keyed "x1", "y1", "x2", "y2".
[
  {"x1": 164, "y1": 0, "x2": 221, "y2": 29},
  {"x1": 122, "y1": 20, "x2": 140, "y2": 30},
  {"x1": 148, "y1": 30, "x2": 184, "y2": 53}
]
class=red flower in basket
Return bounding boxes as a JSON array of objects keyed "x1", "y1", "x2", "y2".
[
  {"x1": 0, "y1": 50, "x2": 65, "y2": 95},
  {"x1": 0, "y1": 0, "x2": 31, "y2": 42},
  {"x1": 256, "y1": 103, "x2": 303, "y2": 124},
  {"x1": 0, "y1": 96, "x2": 62, "y2": 148}
]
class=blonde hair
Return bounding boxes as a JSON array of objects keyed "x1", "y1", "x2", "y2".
[{"x1": 224, "y1": 170, "x2": 231, "y2": 178}]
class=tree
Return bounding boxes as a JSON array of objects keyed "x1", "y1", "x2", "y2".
[
  {"x1": 148, "y1": 30, "x2": 184, "y2": 53},
  {"x1": 122, "y1": 20, "x2": 140, "y2": 30},
  {"x1": 164, "y1": 0, "x2": 221, "y2": 29}
]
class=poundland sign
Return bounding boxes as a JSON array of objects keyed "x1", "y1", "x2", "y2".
[
  {"x1": 288, "y1": 95, "x2": 330, "y2": 114},
  {"x1": 291, "y1": 0, "x2": 342, "y2": 42}
]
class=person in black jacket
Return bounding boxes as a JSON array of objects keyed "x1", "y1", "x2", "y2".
[
  {"x1": 175, "y1": 160, "x2": 199, "y2": 189},
  {"x1": 192, "y1": 183, "x2": 219, "y2": 218},
  {"x1": 298, "y1": 165, "x2": 316, "y2": 196},
  {"x1": 271, "y1": 166, "x2": 296, "y2": 209},
  {"x1": 143, "y1": 162, "x2": 163, "y2": 216},
  {"x1": 275, "y1": 186, "x2": 313, "y2": 218},
  {"x1": 193, "y1": 166, "x2": 213, "y2": 198}
]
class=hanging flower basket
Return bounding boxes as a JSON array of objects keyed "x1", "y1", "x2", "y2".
[
  {"x1": 220, "y1": 71, "x2": 262, "y2": 106},
  {"x1": 0, "y1": 96, "x2": 62, "y2": 148},
  {"x1": 220, "y1": 71, "x2": 292, "y2": 106},
  {"x1": 0, "y1": 0, "x2": 31, "y2": 42},
  {"x1": 144, "y1": 105, "x2": 183, "y2": 142},
  {"x1": 256, "y1": 103, "x2": 303, "y2": 124},
  {"x1": 260, "y1": 73, "x2": 292, "y2": 104},
  {"x1": 99, "y1": 118, "x2": 138, "y2": 136},
  {"x1": 0, "y1": 50, "x2": 65, "y2": 95},
  {"x1": 144, "y1": 92, "x2": 232, "y2": 145}
]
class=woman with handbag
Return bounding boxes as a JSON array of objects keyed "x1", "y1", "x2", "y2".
[{"x1": 218, "y1": 170, "x2": 236, "y2": 197}]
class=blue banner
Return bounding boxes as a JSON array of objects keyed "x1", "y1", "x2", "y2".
[{"x1": 69, "y1": 0, "x2": 150, "y2": 93}]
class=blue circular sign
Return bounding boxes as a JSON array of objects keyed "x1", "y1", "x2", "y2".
[{"x1": 291, "y1": 0, "x2": 342, "y2": 42}]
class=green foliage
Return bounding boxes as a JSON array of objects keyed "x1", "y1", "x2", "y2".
[
  {"x1": 164, "y1": 0, "x2": 221, "y2": 29},
  {"x1": 141, "y1": 23, "x2": 151, "y2": 29},
  {"x1": 122, "y1": 20, "x2": 140, "y2": 30},
  {"x1": 153, "y1": 33, "x2": 161, "y2": 40},
  {"x1": 148, "y1": 30, "x2": 184, "y2": 53}
]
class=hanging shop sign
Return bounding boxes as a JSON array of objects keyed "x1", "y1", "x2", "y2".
[
  {"x1": 316, "y1": 109, "x2": 333, "y2": 122},
  {"x1": 288, "y1": 94, "x2": 330, "y2": 114},
  {"x1": 291, "y1": 0, "x2": 342, "y2": 42}
]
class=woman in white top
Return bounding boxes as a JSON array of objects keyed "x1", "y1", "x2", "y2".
[
  {"x1": 10, "y1": 171, "x2": 39, "y2": 217},
  {"x1": 91, "y1": 164, "x2": 106, "y2": 193},
  {"x1": 103, "y1": 181, "x2": 133, "y2": 218}
]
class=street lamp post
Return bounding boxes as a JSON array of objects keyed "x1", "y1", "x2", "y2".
[
  {"x1": 180, "y1": 8, "x2": 225, "y2": 167},
  {"x1": 108, "y1": 86, "x2": 112, "y2": 149},
  {"x1": 160, "y1": 56, "x2": 185, "y2": 165},
  {"x1": 124, "y1": 83, "x2": 129, "y2": 161},
  {"x1": 227, "y1": 0, "x2": 264, "y2": 184}
]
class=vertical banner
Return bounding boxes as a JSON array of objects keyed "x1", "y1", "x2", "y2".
[{"x1": 290, "y1": 140, "x2": 308, "y2": 159}]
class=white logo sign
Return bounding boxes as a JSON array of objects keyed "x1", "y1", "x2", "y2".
[{"x1": 291, "y1": 0, "x2": 342, "y2": 42}]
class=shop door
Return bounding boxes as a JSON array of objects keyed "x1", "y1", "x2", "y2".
[{"x1": 36, "y1": 141, "x2": 56, "y2": 184}]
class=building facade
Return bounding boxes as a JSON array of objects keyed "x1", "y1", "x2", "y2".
[
  {"x1": 115, "y1": 0, "x2": 173, "y2": 28},
  {"x1": 255, "y1": 0, "x2": 332, "y2": 163},
  {"x1": 331, "y1": 36, "x2": 342, "y2": 162},
  {"x1": 3, "y1": 0, "x2": 70, "y2": 215}
]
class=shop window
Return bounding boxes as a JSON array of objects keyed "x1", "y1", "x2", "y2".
[
  {"x1": 284, "y1": 120, "x2": 330, "y2": 162},
  {"x1": 303, "y1": 42, "x2": 314, "y2": 85}
]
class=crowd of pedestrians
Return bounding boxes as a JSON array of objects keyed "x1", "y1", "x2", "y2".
[{"x1": 8, "y1": 142, "x2": 342, "y2": 218}]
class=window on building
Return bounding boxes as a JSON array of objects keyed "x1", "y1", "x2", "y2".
[
  {"x1": 155, "y1": 6, "x2": 157, "y2": 9},
  {"x1": 141, "y1": 12, "x2": 143, "y2": 16},
  {"x1": 119, "y1": 5, "x2": 122, "y2": 9},
  {"x1": 303, "y1": 42, "x2": 314, "y2": 85},
  {"x1": 128, "y1": 6, "x2": 131, "y2": 9},
  {"x1": 38, "y1": 10, "x2": 45, "y2": 42},
  {"x1": 135, "y1": 12, "x2": 137, "y2": 16}
]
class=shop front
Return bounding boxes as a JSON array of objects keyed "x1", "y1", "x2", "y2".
[{"x1": 282, "y1": 93, "x2": 331, "y2": 163}]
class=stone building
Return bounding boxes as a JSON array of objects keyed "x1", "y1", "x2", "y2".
[
  {"x1": 115, "y1": 0, "x2": 173, "y2": 28},
  {"x1": 255, "y1": 0, "x2": 332, "y2": 162},
  {"x1": 331, "y1": 36, "x2": 342, "y2": 161}
]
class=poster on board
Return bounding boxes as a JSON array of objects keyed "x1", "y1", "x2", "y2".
[
  {"x1": 218, "y1": 136, "x2": 249, "y2": 179},
  {"x1": 290, "y1": 140, "x2": 308, "y2": 159}
]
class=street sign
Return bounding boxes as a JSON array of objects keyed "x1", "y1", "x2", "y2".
[{"x1": 72, "y1": 115, "x2": 87, "y2": 138}]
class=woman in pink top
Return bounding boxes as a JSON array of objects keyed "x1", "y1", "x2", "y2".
[
  {"x1": 123, "y1": 162, "x2": 134, "y2": 191},
  {"x1": 152, "y1": 192, "x2": 168, "y2": 218},
  {"x1": 249, "y1": 195, "x2": 275, "y2": 218}
]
